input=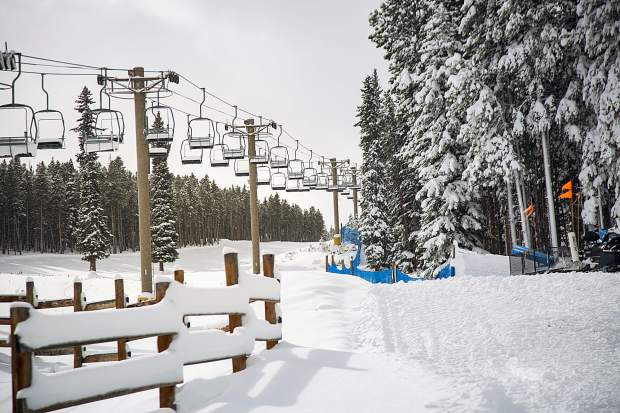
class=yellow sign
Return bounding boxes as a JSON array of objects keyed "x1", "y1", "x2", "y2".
[{"x1": 524, "y1": 204, "x2": 534, "y2": 217}]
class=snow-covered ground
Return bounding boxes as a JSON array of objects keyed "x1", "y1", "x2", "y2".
[{"x1": 1, "y1": 241, "x2": 619, "y2": 412}]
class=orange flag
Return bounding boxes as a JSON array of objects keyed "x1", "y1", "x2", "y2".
[
  {"x1": 524, "y1": 204, "x2": 534, "y2": 217},
  {"x1": 559, "y1": 180, "x2": 573, "y2": 200}
]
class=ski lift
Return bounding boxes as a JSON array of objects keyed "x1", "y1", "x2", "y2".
[
  {"x1": 210, "y1": 122, "x2": 230, "y2": 167},
  {"x1": 180, "y1": 137, "x2": 202, "y2": 165},
  {"x1": 287, "y1": 140, "x2": 305, "y2": 180},
  {"x1": 271, "y1": 170, "x2": 287, "y2": 190},
  {"x1": 302, "y1": 150, "x2": 318, "y2": 188},
  {"x1": 145, "y1": 95, "x2": 174, "y2": 143},
  {"x1": 34, "y1": 74, "x2": 65, "y2": 150},
  {"x1": 234, "y1": 159, "x2": 250, "y2": 177},
  {"x1": 188, "y1": 88, "x2": 215, "y2": 149},
  {"x1": 286, "y1": 178, "x2": 309, "y2": 193},
  {"x1": 90, "y1": 72, "x2": 123, "y2": 153},
  {"x1": 222, "y1": 106, "x2": 246, "y2": 159},
  {"x1": 250, "y1": 117, "x2": 270, "y2": 164},
  {"x1": 256, "y1": 165, "x2": 271, "y2": 185},
  {"x1": 0, "y1": 53, "x2": 37, "y2": 159},
  {"x1": 341, "y1": 168, "x2": 355, "y2": 187},
  {"x1": 269, "y1": 124, "x2": 289, "y2": 169},
  {"x1": 148, "y1": 143, "x2": 170, "y2": 158},
  {"x1": 315, "y1": 157, "x2": 330, "y2": 190},
  {"x1": 341, "y1": 187, "x2": 351, "y2": 196}
]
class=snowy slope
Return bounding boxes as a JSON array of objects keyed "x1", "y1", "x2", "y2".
[{"x1": 1, "y1": 242, "x2": 619, "y2": 412}]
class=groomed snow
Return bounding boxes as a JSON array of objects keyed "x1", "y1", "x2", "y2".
[{"x1": 1, "y1": 240, "x2": 619, "y2": 412}]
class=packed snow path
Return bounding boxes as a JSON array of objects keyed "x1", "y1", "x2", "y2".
[{"x1": 1, "y1": 242, "x2": 619, "y2": 412}]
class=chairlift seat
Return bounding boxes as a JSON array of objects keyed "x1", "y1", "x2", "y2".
[
  {"x1": 234, "y1": 160, "x2": 250, "y2": 177},
  {"x1": 145, "y1": 130, "x2": 173, "y2": 142},
  {"x1": 223, "y1": 147, "x2": 245, "y2": 160},
  {"x1": 269, "y1": 147, "x2": 289, "y2": 169},
  {"x1": 85, "y1": 138, "x2": 118, "y2": 153},
  {"x1": 149, "y1": 144, "x2": 169, "y2": 158},
  {"x1": 287, "y1": 159, "x2": 305, "y2": 180},
  {"x1": 189, "y1": 137, "x2": 214, "y2": 149},
  {"x1": 181, "y1": 139, "x2": 203, "y2": 165},
  {"x1": 35, "y1": 110, "x2": 65, "y2": 150},
  {"x1": 181, "y1": 156, "x2": 202, "y2": 165},
  {"x1": 257, "y1": 166, "x2": 271, "y2": 185},
  {"x1": 210, "y1": 145, "x2": 230, "y2": 167},
  {"x1": 271, "y1": 172, "x2": 287, "y2": 190}
]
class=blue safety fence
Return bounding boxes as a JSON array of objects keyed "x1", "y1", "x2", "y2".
[
  {"x1": 511, "y1": 245, "x2": 555, "y2": 266},
  {"x1": 327, "y1": 226, "x2": 422, "y2": 284}
]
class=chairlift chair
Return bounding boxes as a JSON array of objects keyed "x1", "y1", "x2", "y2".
[
  {"x1": 270, "y1": 171, "x2": 287, "y2": 190},
  {"x1": 210, "y1": 123, "x2": 230, "y2": 167},
  {"x1": 315, "y1": 173, "x2": 329, "y2": 190},
  {"x1": 0, "y1": 104, "x2": 38, "y2": 159},
  {"x1": 234, "y1": 159, "x2": 250, "y2": 177},
  {"x1": 90, "y1": 74, "x2": 124, "y2": 153},
  {"x1": 326, "y1": 172, "x2": 340, "y2": 192},
  {"x1": 34, "y1": 74, "x2": 65, "y2": 150},
  {"x1": 302, "y1": 150, "x2": 318, "y2": 187},
  {"x1": 286, "y1": 179, "x2": 309, "y2": 193},
  {"x1": 145, "y1": 105, "x2": 174, "y2": 142},
  {"x1": 347, "y1": 193, "x2": 354, "y2": 200},
  {"x1": 180, "y1": 139, "x2": 203, "y2": 165},
  {"x1": 148, "y1": 141, "x2": 170, "y2": 158},
  {"x1": 287, "y1": 140, "x2": 305, "y2": 180},
  {"x1": 222, "y1": 107, "x2": 246, "y2": 159},
  {"x1": 342, "y1": 169, "x2": 355, "y2": 187},
  {"x1": 270, "y1": 125, "x2": 289, "y2": 169},
  {"x1": 256, "y1": 165, "x2": 271, "y2": 185},
  {"x1": 250, "y1": 138, "x2": 270, "y2": 164},
  {"x1": 0, "y1": 54, "x2": 37, "y2": 159},
  {"x1": 187, "y1": 90, "x2": 215, "y2": 149},
  {"x1": 341, "y1": 187, "x2": 351, "y2": 196}
]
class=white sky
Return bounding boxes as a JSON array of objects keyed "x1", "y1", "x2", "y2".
[{"x1": 0, "y1": 0, "x2": 388, "y2": 229}]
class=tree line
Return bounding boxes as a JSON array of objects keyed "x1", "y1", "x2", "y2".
[
  {"x1": 0, "y1": 159, "x2": 325, "y2": 255},
  {"x1": 358, "y1": 0, "x2": 619, "y2": 274}
]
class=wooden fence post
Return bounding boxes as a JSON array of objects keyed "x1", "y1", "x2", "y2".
[
  {"x1": 11, "y1": 305, "x2": 31, "y2": 413},
  {"x1": 225, "y1": 252, "x2": 247, "y2": 372},
  {"x1": 262, "y1": 254, "x2": 278, "y2": 350},
  {"x1": 73, "y1": 281, "x2": 83, "y2": 368},
  {"x1": 174, "y1": 269, "x2": 184, "y2": 284},
  {"x1": 330, "y1": 254, "x2": 335, "y2": 266},
  {"x1": 325, "y1": 255, "x2": 329, "y2": 272},
  {"x1": 350, "y1": 259, "x2": 355, "y2": 275},
  {"x1": 391, "y1": 263, "x2": 396, "y2": 284},
  {"x1": 25, "y1": 280, "x2": 35, "y2": 306},
  {"x1": 156, "y1": 281, "x2": 175, "y2": 409},
  {"x1": 114, "y1": 278, "x2": 127, "y2": 361}
]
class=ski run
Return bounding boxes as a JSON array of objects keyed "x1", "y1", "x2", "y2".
[{"x1": 1, "y1": 241, "x2": 618, "y2": 413}]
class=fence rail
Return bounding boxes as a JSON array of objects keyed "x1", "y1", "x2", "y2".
[{"x1": 8, "y1": 252, "x2": 281, "y2": 413}]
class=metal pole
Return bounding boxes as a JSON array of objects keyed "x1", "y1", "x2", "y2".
[
  {"x1": 506, "y1": 175, "x2": 518, "y2": 247},
  {"x1": 541, "y1": 131, "x2": 559, "y2": 251},
  {"x1": 131, "y1": 67, "x2": 153, "y2": 293},
  {"x1": 597, "y1": 186, "x2": 605, "y2": 228},
  {"x1": 246, "y1": 119, "x2": 261, "y2": 274},
  {"x1": 351, "y1": 166, "x2": 359, "y2": 219},
  {"x1": 330, "y1": 158, "x2": 340, "y2": 233}
]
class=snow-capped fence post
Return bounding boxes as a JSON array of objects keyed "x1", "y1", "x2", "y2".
[
  {"x1": 73, "y1": 280, "x2": 83, "y2": 368},
  {"x1": 155, "y1": 280, "x2": 176, "y2": 409},
  {"x1": 10, "y1": 305, "x2": 31, "y2": 413},
  {"x1": 225, "y1": 251, "x2": 247, "y2": 372},
  {"x1": 174, "y1": 269, "x2": 184, "y2": 284},
  {"x1": 262, "y1": 253, "x2": 278, "y2": 350},
  {"x1": 25, "y1": 280, "x2": 35, "y2": 306},
  {"x1": 114, "y1": 278, "x2": 127, "y2": 361}
]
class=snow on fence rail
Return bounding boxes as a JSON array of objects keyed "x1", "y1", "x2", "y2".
[{"x1": 9, "y1": 252, "x2": 281, "y2": 413}]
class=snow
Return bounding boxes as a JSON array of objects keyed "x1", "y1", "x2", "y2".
[
  {"x1": 452, "y1": 243, "x2": 510, "y2": 276},
  {"x1": 239, "y1": 273, "x2": 280, "y2": 301},
  {"x1": 19, "y1": 351, "x2": 182, "y2": 411},
  {"x1": 2, "y1": 241, "x2": 619, "y2": 412},
  {"x1": 14, "y1": 301, "x2": 181, "y2": 350}
]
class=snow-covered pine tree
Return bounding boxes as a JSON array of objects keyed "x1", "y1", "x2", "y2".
[
  {"x1": 576, "y1": 0, "x2": 620, "y2": 226},
  {"x1": 356, "y1": 70, "x2": 392, "y2": 270},
  {"x1": 150, "y1": 111, "x2": 179, "y2": 271},
  {"x1": 73, "y1": 87, "x2": 112, "y2": 272}
]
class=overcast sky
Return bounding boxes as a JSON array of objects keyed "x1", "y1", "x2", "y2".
[{"x1": 0, "y1": 0, "x2": 388, "y2": 229}]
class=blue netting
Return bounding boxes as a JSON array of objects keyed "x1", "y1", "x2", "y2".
[
  {"x1": 511, "y1": 245, "x2": 555, "y2": 265},
  {"x1": 328, "y1": 226, "x2": 423, "y2": 284},
  {"x1": 436, "y1": 264, "x2": 455, "y2": 279}
]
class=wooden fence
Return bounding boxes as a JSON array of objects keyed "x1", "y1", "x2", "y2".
[{"x1": 8, "y1": 252, "x2": 281, "y2": 413}]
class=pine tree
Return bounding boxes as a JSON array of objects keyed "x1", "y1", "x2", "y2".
[
  {"x1": 73, "y1": 87, "x2": 112, "y2": 272},
  {"x1": 356, "y1": 70, "x2": 392, "y2": 269},
  {"x1": 150, "y1": 112, "x2": 179, "y2": 271}
]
